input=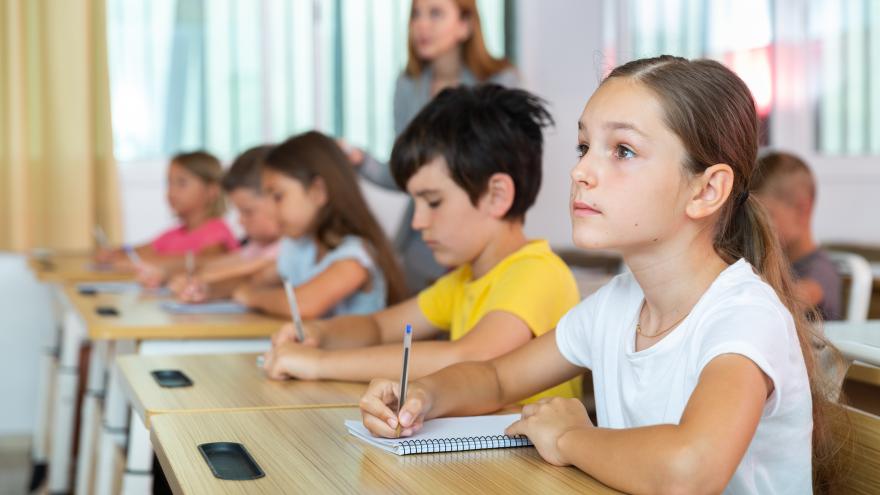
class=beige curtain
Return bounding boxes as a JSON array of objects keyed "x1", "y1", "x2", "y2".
[{"x1": 0, "y1": 0, "x2": 121, "y2": 252}]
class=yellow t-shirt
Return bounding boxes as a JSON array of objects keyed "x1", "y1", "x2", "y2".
[{"x1": 417, "y1": 240, "x2": 582, "y2": 403}]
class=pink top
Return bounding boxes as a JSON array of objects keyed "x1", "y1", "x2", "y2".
[
  {"x1": 152, "y1": 218, "x2": 240, "y2": 255},
  {"x1": 238, "y1": 239, "x2": 281, "y2": 261}
]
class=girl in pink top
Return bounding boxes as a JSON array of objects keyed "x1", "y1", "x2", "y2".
[{"x1": 96, "y1": 151, "x2": 238, "y2": 283}]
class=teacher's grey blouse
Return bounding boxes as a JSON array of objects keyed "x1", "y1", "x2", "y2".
[{"x1": 358, "y1": 65, "x2": 520, "y2": 293}]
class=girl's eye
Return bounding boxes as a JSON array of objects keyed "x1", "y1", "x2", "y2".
[
  {"x1": 427, "y1": 199, "x2": 442, "y2": 209},
  {"x1": 614, "y1": 145, "x2": 635, "y2": 160},
  {"x1": 576, "y1": 144, "x2": 589, "y2": 158},
  {"x1": 429, "y1": 7, "x2": 443, "y2": 19}
]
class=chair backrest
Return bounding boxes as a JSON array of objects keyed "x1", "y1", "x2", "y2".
[
  {"x1": 834, "y1": 406, "x2": 880, "y2": 494},
  {"x1": 827, "y1": 251, "x2": 873, "y2": 322}
]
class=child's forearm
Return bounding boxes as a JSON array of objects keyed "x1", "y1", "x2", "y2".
[
  {"x1": 249, "y1": 288, "x2": 292, "y2": 318},
  {"x1": 557, "y1": 424, "x2": 720, "y2": 494},
  {"x1": 315, "y1": 341, "x2": 474, "y2": 382},
  {"x1": 205, "y1": 277, "x2": 249, "y2": 299},
  {"x1": 415, "y1": 361, "x2": 508, "y2": 419},
  {"x1": 202, "y1": 258, "x2": 273, "y2": 284},
  {"x1": 310, "y1": 315, "x2": 384, "y2": 350}
]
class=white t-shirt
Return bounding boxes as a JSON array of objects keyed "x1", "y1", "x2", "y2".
[{"x1": 556, "y1": 259, "x2": 812, "y2": 494}]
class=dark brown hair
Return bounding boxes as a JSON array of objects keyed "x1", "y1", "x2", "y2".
[
  {"x1": 405, "y1": 0, "x2": 511, "y2": 81},
  {"x1": 171, "y1": 151, "x2": 226, "y2": 217},
  {"x1": 391, "y1": 84, "x2": 552, "y2": 221},
  {"x1": 263, "y1": 131, "x2": 408, "y2": 304},
  {"x1": 605, "y1": 55, "x2": 845, "y2": 488},
  {"x1": 222, "y1": 145, "x2": 274, "y2": 193}
]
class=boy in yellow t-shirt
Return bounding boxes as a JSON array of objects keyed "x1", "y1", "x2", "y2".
[{"x1": 262, "y1": 85, "x2": 581, "y2": 403}]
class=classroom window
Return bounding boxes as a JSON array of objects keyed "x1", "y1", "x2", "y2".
[
  {"x1": 809, "y1": 0, "x2": 880, "y2": 156},
  {"x1": 106, "y1": 0, "x2": 510, "y2": 164},
  {"x1": 610, "y1": 0, "x2": 775, "y2": 144}
]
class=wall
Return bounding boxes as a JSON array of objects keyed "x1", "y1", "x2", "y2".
[{"x1": 0, "y1": 255, "x2": 53, "y2": 435}]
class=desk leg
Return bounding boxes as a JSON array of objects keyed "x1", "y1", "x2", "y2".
[
  {"x1": 74, "y1": 340, "x2": 108, "y2": 495},
  {"x1": 121, "y1": 411, "x2": 152, "y2": 495},
  {"x1": 47, "y1": 307, "x2": 85, "y2": 494},
  {"x1": 95, "y1": 340, "x2": 135, "y2": 495},
  {"x1": 30, "y1": 283, "x2": 64, "y2": 492}
]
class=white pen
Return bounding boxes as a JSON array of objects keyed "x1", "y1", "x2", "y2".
[
  {"x1": 282, "y1": 279, "x2": 306, "y2": 342},
  {"x1": 124, "y1": 245, "x2": 142, "y2": 265}
]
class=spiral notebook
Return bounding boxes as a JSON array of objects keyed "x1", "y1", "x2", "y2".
[{"x1": 345, "y1": 414, "x2": 531, "y2": 456}]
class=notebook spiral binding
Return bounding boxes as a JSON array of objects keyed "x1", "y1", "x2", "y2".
[{"x1": 397, "y1": 435, "x2": 532, "y2": 455}]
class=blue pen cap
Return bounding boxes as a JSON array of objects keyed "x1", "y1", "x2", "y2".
[{"x1": 405, "y1": 324, "x2": 412, "y2": 335}]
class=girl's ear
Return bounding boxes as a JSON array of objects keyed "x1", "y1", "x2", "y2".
[
  {"x1": 458, "y1": 11, "x2": 473, "y2": 42},
  {"x1": 307, "y1": 176, "x2": 329, "y2": 207},
  {"x1": 480, "y1": 172, "x2": 516, "y2": 219},
  {"x1": 685, "y1": 163, "x2": 734, "y2": 220}
]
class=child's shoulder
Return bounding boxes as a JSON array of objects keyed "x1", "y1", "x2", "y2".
[{"x1": 700, "y1": 259, "x2": 787, "y2": 313}]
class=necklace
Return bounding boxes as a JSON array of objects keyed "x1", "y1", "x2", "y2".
[{"x1": 635, "y1": 301, "x2": 692, "y2": 339}]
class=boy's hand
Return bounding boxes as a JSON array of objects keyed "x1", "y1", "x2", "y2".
[
  {"x1": 260, "y1": 342, "x2": 322, "y2": 381},
  {"x1": 271, "y1": 322, "x2": 320, "y2": 347},
  {"x1": 505, "y1": 397, "x2": 593, "y2": 467},
  {"x1": 359, "y1": 379, "x2": 432, "y2": 438}
]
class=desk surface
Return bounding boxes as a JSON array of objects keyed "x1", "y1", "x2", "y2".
[
  {"x1": 152, "y1": 408, "x2": 620, "y2": 495},
  {"x1": 826, "y1": 320, "x2": 880, "y2": 367},
  {"x1": 27, "y1": 252, "x2": 133, "y2": 283},
  {"x1": 118, "y1": 353, "x2": 365, "y2": 427},
  {"x1": 61, "y1": 285, "x2": 284, "y2": 340}
]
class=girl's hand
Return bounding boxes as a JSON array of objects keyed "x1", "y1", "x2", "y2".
[
  {"x1": 359, "y1": 379, "x2": 432, "y2": 438},
  {"x1": 260, "y1": 342, "x2": 323, "y2": 381},
  {"x1": 271, "y1": 322, "x2": 320, "y2": 347},
  {"x1": 94, "y1": 247, "x2": 116, "y2": 264},
  {"x1": 177, "y1": 278, "x2": 208, "y2": 303},
  {"x1": 168, "y1": 274, "x2": 188, "y2": 294},
  {"x1": 336, "y1": 138, "x2": 364, "y2": 166},
  {"x1": 505, "y1": 397, "x2": 593, "y2": 467},
  {"x1": 232, "y1": 285, "x2": 255, "y2": 307},
  {"x1": 136, "y1": 262, "x2": 166, "y2": 288}
]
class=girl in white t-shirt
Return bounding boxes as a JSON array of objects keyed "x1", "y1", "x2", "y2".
[{"x1": 358, "y1": 56, "x2": 842, "y2": 494}]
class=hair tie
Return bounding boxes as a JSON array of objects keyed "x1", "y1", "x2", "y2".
[{"x1": 736, "y1": 190, "x2": 750, "y2": 208}]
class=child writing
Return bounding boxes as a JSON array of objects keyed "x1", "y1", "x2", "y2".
[
  {"x1": 232, "y1": 131, "x2": 408, "y2": 319},
  {"x1": 359, "y1": 57, "x2": 840, "y2": 494},
  {"x1": 171, "y1": 145, "x2": 283, "y2": 302},
  {"x1": 753, "y1": 151, "x2": 842, "y2": 321},
  {"x1": 96, "y1": 151, "x2": 239, "y2": 282},
  {"x1": 261, "y1": 85, "x2": 582, "y2": 405}
]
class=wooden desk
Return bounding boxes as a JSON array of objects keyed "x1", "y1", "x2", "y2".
[
  {"x1": 152, "y1": 408, "x2": 621, "y2": 494},
  {"x1": 826, "y1": 321, "x2": 880, "y2": 367},
  {"x1": 27, "y1": 252, "x2": 132, "y2": 283},
  {"x1": 118, "y1": 353, "x2": 364, "y2": 427},
  {"x1": 61, "y1": 285, "x2": 284, "y2": 340}
]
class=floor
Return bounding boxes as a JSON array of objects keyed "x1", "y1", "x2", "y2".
[{"x1": 0, "y1": 435, "x2": 31, "y2": 495}]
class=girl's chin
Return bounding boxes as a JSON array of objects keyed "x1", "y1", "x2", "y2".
[{"x1": 571, "y1": 234, "x2": 611, "y2": 251}]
